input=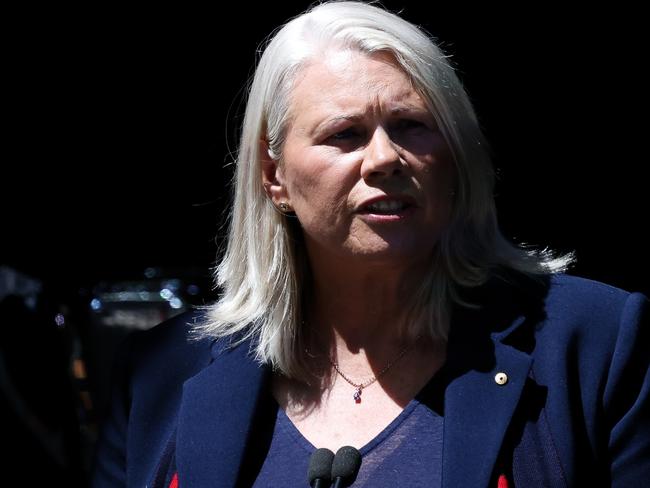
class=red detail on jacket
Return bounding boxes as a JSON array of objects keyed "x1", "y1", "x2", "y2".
[
  {"x1": 168, "y1": 473, "x2": 178, "y2": 488},
  {"x1": 497, "y1": 474, "x2": 509, "y2": 488}
]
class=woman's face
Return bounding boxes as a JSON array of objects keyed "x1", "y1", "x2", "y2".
[{"x1": 263, "y1": 50, "x2": 455, "y2": 269}]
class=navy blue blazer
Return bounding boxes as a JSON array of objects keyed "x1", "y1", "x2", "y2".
[{"x1": 92, "y1": 274, "x2": 649, "y2": 487}]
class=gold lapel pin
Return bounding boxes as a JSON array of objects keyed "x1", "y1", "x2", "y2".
[{"x1": 494, "y1": 372, "x2": 508, "y2": 385}]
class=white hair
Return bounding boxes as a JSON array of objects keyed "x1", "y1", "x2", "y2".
[{"x1": 193, "y1": 1, "x2": 574, "y2": 380}]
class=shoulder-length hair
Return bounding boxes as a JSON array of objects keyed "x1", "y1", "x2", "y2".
[{"x1": 194, "y1": 1, "x2": 573, "y2": 380}]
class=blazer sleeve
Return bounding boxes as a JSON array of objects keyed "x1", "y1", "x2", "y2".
[
  {"x1": 605, "y1": 292, "x2": 650, "y2": 486},
  {"x1": 91, "y1": 332, "x2": 139, "y2": 488}
]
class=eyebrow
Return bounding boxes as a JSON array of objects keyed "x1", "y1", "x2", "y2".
[
  {"x1": 310, "y1": 105, "x2": 431, "y2": 136},
  {"x1": 310, "y1": 114, "x2": 363, "y2": 136}
]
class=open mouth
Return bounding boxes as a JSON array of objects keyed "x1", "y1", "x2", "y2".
[{"x1": 361, "y1": 200, "x2": 412, "y2": 214}]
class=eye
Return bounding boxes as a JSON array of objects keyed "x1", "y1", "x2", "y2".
[
  {"x1": 330, "y1": 128, "x2": 362, "y2": 141},
  {"x1": 392, "y1": 119, "x2": 426, "y2": 131}
]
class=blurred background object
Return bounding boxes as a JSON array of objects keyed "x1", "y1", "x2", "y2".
[{"x1": 0, "y1": 265, "x2": 214, "y2": 484}]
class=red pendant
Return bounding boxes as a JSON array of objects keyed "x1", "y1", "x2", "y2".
[{"x1": 354, "y1": 387, "x2": 362, "y2": 403}]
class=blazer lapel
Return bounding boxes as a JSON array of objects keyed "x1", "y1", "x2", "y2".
[
  {"x1": 175, "y1": 338, "x2": 270, "y2": 488},
  {"x1": 438, "y1": 273, "x2": 548, "y2": 487},
  {"x1": 442, "y1": 337, "x2": 532, "y2": 488}
]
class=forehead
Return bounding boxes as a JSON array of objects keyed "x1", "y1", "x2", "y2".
[{"x1": 289, "y1": 50, "x2": 427, "y2": 117}]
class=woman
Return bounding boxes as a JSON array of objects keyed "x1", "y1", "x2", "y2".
[{"x1": 93, "y1": 2, "x2": 649, "y2": 487}]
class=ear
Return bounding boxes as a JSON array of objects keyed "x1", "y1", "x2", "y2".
[{"x1": 260, "y1": 139, "x2": 289, "y2": 206}]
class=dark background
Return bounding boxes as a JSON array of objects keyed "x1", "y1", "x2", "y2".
[
  {"x1": 5, "y1": 2, "x2": 648, "y2": 295},
  {"x1": 2, "y1": 1, "x2": 648, "y2": 484}
]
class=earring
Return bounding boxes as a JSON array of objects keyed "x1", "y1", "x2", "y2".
[{"x1": 278, "y1": 202, "x2": 291, "y2": 212}]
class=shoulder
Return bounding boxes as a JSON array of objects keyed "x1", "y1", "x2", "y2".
[
  {"x1": 468, "y1": 271, "x2": 647, "y2": 343},
  {"x1": 526, "y1": 274, "x2": 648, "y2": 406},
  {"x1": 121, "y1": 309, "x2": 215, "y2": 393},
  {"x1": 544, "y1": 273, "x2": 642, "y2": 314},
  {"x1": 478, "y1": 271, "x2": 648, "y2": 389},
  {"x1": 538, "y1": 274, "x2": 648, "y2": 346}
]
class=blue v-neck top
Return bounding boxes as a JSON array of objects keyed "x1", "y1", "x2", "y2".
[{"x1": 252, "y1": 386, "x2": 443, "y2": 487}]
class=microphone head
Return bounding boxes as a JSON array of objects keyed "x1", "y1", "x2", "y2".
[
  {"x1": 308, "y1": 447, "x2": 335, "y2": 484},
  {"x1": 332, "y1": 446, "x2": 362, "y2": 480}
]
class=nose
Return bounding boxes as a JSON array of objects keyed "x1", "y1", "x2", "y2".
[{"x1": 360, "y1": 126, "x2": 403, "y2": 180}]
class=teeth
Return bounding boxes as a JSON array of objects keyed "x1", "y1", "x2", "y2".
[{"x1": 366, "y1": 200, "x2": 407, "y2": 212}]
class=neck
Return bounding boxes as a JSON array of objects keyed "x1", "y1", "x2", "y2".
[{"x1": 305, "y1": 253, "x2": 431, "y2": 363}]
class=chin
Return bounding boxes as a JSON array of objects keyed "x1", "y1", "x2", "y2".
[{"x1": 346, "y1": 238, "x2": 436, "y2": 264}]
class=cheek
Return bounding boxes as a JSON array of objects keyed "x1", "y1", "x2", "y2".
[
  {"x1": 399, "y1": 130, "x2": 450, "y2": 158},
  {"x1": 285, "y1": 151, "x2": 355, "y2": 213},
  {"x1": 424, "y1": 136, "x2": 455, "y2": 188},
  {"x1": 416, "y1": 159, "x2": 455, "y2": 222}
]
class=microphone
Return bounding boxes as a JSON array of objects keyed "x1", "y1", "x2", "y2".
[
  {"x1": 331, "y1": 446, "x2": 362, "y2": 488},
  {"x1": 308, "y1": 447, "x2": 335, "y2": 487}
]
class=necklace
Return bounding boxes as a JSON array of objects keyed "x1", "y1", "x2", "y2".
[{"x1": 331, "y1": 339, "x2": 417, "y2": 404}]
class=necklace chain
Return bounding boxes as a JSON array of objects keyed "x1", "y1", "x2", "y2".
[{"x1": 330, "y1": 338, "x2": 418, "y2": 403}]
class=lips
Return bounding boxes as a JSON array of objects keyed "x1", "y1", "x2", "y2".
[{"x1": 357, "y1": 195, "x2": 417, "y2": 214}]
